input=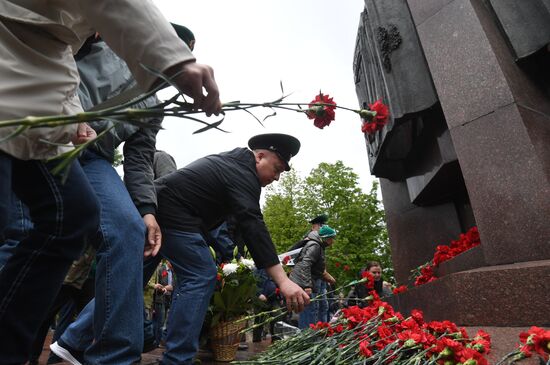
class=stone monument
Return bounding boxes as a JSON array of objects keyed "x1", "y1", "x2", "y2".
[{"x1": 354, "y1": 0, "x2": 550, "y2": 327}]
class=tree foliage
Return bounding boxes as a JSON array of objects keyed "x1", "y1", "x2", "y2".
[
  {"x1": 262, "y1": 161, "x2": 392, "y2": 286},
  {"x1": 113, "y1": 147, "x2": 123, "y2": 167},
  {"x1": 263, "y1": 169, "x2": 308, "y2": 251}
]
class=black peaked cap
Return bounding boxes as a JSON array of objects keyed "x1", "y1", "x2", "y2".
[
  {"x1": 248, "y1": 133, "x2": 300, "y2": 171},
  {"x1": 309, "y1": 213, "x2": 328, "y2": 225},
  {"x1": 171, "y1": 23, "x2": 195, "y2": 48}
]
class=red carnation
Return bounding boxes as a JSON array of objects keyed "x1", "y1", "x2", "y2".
[
  {"x1": 411, "y1": 309, "x2": 424, "y2": 325},
  {"x1": 282, "y1": 255, "x2": 291, "y2": 265},
  {"x1": 343, "y1": 264, "x2": 350, "y2": 271},
  {"x1": 393, "y1": 285, "x2": 408, "y2": 294},
  {"x1": 360, "y1": 99, "x2": 390, "y2": 135},
  {"x1": 369, "y1": 99, "x2": 389, "y2": 124},
  {"x1": 361, "y1": 271, "x2": 375, "y2": 289},
  {"x1": 306, "y1": 92, "x2": 337, "y2": 129},
  {"x1": 335, "y1": 262, "x2": 341, "y2": 268},
  {"x1": 359, "y1": 340, "x2": 373, "y2": 357},
  {"x1": 520, "y1": 326, "x2": 550, "y2": 359},
  {"x1": 458, "y1": 347, "x2": 488, "y2": 365}
]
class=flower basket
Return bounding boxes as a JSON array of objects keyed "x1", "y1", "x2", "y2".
[{"x1": 209, "y1": 317, "x2": 247, "y2": 362}]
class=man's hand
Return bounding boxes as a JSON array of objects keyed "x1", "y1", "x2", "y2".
[
  {"x1": 72, "y1": 123, "x2": 97, "y2": 145},
  {"x1": 279, "y1": 279, "x2": 310, "y2": 313},
  {"x1": 167, "y1": 61, "x2": 222, "y2": 117},
  {"x1": 323, "y1": 270, "x2": 336, "y2": 285},
  {"x1": 143, "y1": 214, "x2": 161, "y2": 257},
  {"x1": 304, "y1": 288, "x2": 312, "y2": 295},
  {"x1": 265, "y1": 264, "x2": 310, "y2": 313}
]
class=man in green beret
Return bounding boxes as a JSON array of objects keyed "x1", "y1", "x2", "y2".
[{"x1": 289, "y1": 225, "x2": 337, "y2": 329}]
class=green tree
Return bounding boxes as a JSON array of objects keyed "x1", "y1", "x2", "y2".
[
  {"x1": 262, "y1": 161, "x2": 392, "y2": 286},
  {"x1": 113, "y1": 147, "x2": 123, "y2": 167},
  {"x1": 263, "y1": 169, "x2": 308, "y2": 254},
  {"x1": 298, "y1": 161, "x2": 390, "y2": 285}
]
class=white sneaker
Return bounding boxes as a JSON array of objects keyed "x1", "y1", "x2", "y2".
[{"x1": 50, "y1": 341, "x2": 83, "y2": 365}]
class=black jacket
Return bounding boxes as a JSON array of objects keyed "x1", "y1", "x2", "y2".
[{"x1": 155, "y1": 148, "x2": 279, "y2": 269}]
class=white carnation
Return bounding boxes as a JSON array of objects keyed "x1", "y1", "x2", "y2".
[
  {"x1": 222, "y1": 263, "x2": 238, "y2": 276},
  {"x1": 240, "y1": 258, "x2": 256, "y2": 270}
]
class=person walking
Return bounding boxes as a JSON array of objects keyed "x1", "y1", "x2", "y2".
[
  {"x1": 0, "y1": 2, "x2": 221, "y2": 363},
  {"x1": 289, "y1": 225, "x2": 337, "y2": 329}
]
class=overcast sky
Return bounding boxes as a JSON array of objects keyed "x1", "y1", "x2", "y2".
[{"x1": 152, "y1": 0, "x2": 377, "y2": 193}]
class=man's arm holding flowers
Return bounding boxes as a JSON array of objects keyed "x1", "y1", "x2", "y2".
[{"x1": 77, "y1": 0, "x2": 221, "y2": 117}]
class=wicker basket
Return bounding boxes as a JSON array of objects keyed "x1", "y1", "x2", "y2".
[{"x1": 209, "y1": 318, "x2": 246, "y2": 362}]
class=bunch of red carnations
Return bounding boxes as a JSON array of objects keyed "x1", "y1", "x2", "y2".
[
  {"x1": 497, "y1": 326, "x2": 550, "y2": 365},
  {"x1": 412, "y1": 226, "x2": 480, "y2": 286},
  {"x1": 235, "y1": 290, "x2": 492, "y2": 365}
]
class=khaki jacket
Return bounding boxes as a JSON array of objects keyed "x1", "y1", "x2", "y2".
[{"x1": 0, "y1": 0, "x2": 194, "y2": 160}]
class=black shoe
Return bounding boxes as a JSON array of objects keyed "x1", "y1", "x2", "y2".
[{"x1": 50, "y1": 339, "x2": 84, "y2": 365}]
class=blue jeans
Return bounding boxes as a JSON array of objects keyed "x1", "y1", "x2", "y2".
[
  {"x1": 299, "y1": 278, "x2": 328, "y2": 329},
  {"x1": 316, "y1": 280, "x2": 329, "y2": 323},
  {"x1": 144, "y1": 229, "x2": 217, "y2": 365},
  {"x1": 59, "y1": 151, "x2": 145, "y2": 365},
  {"x1": 153, "y1": 300, "x2": 166, "y2": 343},
  {"x1": 0, "y1": 195, "x2": 32, "y2": 270},
  {"x1": 0, "y1": 152, "x2": 100, "y2": 364},
  {"x1": 298, "y1": 291, "x2": 318, "y2": 329}
]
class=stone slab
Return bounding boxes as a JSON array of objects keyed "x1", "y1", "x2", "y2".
[
  {"x1": 406, "y1": 0, "x2": 455, "y2": 26},
  {"x1": 519, "y1": 105, "x2": 550, "y2": 181},
  {"x1": 416, "y1": 0, "x2": 514, "y2": 129},
  {"x1": 387, "y1": 260, "x2": 550, "y2": 326},
  {"x1": 435, "y1": 245, "x2": 486, "y2": 277},
  {"x1": 381, "y1": 178, "x2": 463, "y2": 283},
  {"x1": 469, "y1": 0, "x2": 550, "y2": 118},
  {"x1": 449, "y1": 103, "x2": 550, "y2": 265}
]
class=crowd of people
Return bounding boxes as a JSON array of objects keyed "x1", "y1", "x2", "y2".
[
  {"x1": 0, "y1": 3, "x2": 394, "y2": 365},
  {"x1": 0, "y1": 2, "x2": 311, "y2": 365}
]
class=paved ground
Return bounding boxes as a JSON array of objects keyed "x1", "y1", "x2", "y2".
[{"x1": 37, "y1": 331, "x2": 270, "y2": 365}]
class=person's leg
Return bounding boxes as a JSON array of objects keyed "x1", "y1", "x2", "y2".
[
  {"x1": 0, "y1": 196, "x2": 32, "y2": 270},
  {"x1": 0, "y1": 155, "x2": 100, "y2": 364},
  {"x1": 0, "y1": 153, "x2": 12, "y2": 239},
  {"x1": 317, "y1": 280, "x2": 329, "y2": 323},
  {"x1": 47, "y1": 287, "x2": 83, "y2": 365},
  {"x1": 80, "y1": 151, "x2": 145, "y2": 365},
  {"x1": 29, "y1": 286, "x2": 75, "y2": 364},
  {"x1": 153, "y1": 300, "x2": 165, "y2": 343},
  {"x1": 162, "y1": 303, "x2": 171, "y2": 343},
  {"x1": 160, "y1": 230, "x2": 217, "y2": 365},
  {"x1": 57, "y1": 299, "x2": 95, "y2": 351},
  {"x1": 298, "y1": 292, "x2": 318, "y2": 329},
  {"x1": 143, "y1": 255, "x2": 163, "y2": 351}
]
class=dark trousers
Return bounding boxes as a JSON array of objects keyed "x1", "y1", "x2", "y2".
[
  {"x1": 29, "y1": 279, "x2": 96, "y2": 362},
  {"x1": 0, "y1": 152, "x2": 100, "y2": 365}
]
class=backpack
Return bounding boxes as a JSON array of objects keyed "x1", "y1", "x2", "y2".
[{"x1": 288, "y1": 238, "x2": 309, "y2": 252}]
